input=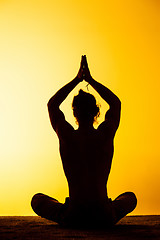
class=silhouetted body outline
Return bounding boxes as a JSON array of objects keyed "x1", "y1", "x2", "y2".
[{"x1": 31, "y1": 56, "x2": 137, "y2": 228}]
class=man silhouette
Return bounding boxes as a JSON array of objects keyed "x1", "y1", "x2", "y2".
[{"x1": 31, "y1": 55, "x2": 137, "y2": 227}]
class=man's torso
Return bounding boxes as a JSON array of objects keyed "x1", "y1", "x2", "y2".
[{"x1": 59, "y1": 128, "x2": 114, "y2": 202}]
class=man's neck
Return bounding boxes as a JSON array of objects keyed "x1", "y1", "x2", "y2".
[{"x1": 78, "y1": 121, "x2": 95, "y2": 133}]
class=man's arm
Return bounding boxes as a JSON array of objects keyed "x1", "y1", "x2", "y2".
[
  {"x1": 48, "y1": 57, "x2": 84, "y2": 134},
  {"x1": 83, "y1": 56, "x2": 121, "y2": 133},
  {"x1": 48, "y1": 77, "x2": 80, "y2": 110}
]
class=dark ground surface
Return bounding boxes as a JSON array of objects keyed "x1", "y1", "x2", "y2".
[{"x1": 0, "y1": 215, "x2": 159, "y2": 240}]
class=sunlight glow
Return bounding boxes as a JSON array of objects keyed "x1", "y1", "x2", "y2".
[{"x1": 0, "y1": 0, "x2": 159, "y2": 215}]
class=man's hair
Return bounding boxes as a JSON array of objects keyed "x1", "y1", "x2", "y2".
[{"x1": 72, "y1": 90, "x2": 100, "y2": 124}]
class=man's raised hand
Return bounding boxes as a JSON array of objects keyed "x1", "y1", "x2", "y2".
[
  {"x1": 82, "y1": 55, "x2": 92, "y2": 82},
  {"x1": 76, "y1": 55, "x2": 85, "y2": 82}
]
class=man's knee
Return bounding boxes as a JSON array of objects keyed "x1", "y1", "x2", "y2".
[
  {"x1": 125, "y1": 192, "x2": 137, "y2": 211},
  {"x1": 31, "y1": 193, "x2": 44, "y2": 213},
  {"x1": 114, "y1": 191, "x2": 137, "y2": 213},
  {"x1": 112, "y1": 191, "x2": 137, "y2": 223}
]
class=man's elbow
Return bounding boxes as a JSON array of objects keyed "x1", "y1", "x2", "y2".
[
  {"x1": 113, "y1": 97, "x2": 121, "y2": 109},
  {"x1": 47, "y1": 98, "x2": 56, "y2": 113},
  {"x1": 47, "y1": 98, "x2": 59, "y2": 113},
  {"x1": 47, "y1": 99, "x2": 52, "y2": 111},
  {"x1": 117, "y1": 98, "x2": 121, "y2": 108}
]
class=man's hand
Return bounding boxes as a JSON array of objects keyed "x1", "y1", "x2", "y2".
[
  {"x1": 82, "y1": 55, "x2": 93, "y2": 82},
  {"x1": 76, "y1": 56, "x2": 85, "y2": 82}
]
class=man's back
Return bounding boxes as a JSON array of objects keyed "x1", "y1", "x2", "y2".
[{"x1": 59, "y1": 126, "x2": 114, "y2": 204}]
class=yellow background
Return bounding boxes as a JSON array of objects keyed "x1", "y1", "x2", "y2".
[{"x1": 0, "y1": 0, "x2": 159, "y2": 215}]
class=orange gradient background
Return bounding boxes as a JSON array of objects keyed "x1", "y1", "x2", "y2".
[{"x1": 0, "y1": 0, "x2": 159, "y2": 215}]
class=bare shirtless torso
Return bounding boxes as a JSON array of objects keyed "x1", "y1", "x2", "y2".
[{"x1": 59, "y1": 127, "x2": 114, "y2": 204}]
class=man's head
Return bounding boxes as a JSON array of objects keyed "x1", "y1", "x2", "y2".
[{"x1": 72, "y1": 90, "x2": 100, "y2": 124}]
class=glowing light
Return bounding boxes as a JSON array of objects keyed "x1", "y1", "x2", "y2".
[{"x1": 0, "y1": 0, "x2": 159, "y2": 215}]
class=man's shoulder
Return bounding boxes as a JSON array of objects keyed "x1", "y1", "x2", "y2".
[
  {"x1": 97, "y1": 120, "x2": 118, "y2": 139},
  {"x1": 54, "y1": 120, "x2": 75, "y2": 142}
]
